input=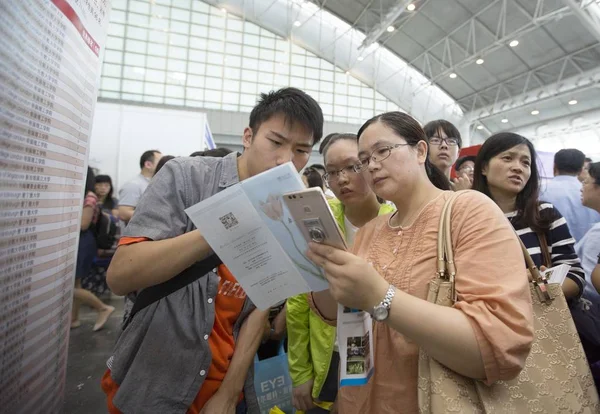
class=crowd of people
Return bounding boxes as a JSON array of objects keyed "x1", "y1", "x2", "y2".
[{"x1": 74, "y1": 87, "x2": 599, "y2": 413}]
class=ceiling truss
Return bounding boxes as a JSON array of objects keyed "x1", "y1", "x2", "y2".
[
  {"x1": 459, "y1": 43, "x2": 600, "y2": 117},
  {"x1": 358, "y1": 1, "x2": 413, "y2": 50},
  {"x1": 562, "y1": 0, "x2": 600, "y2": 43},
  {"x1": 470, "y1": 64, "x2": 600, "y2": 122},
  {"x1": 376, "y1": 0, "x2": 574, "y2": 92},
  {"x1": 254, "y1": 0, "x2": 599, "y2": 135}
]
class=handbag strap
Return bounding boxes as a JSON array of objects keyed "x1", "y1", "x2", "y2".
[
  {"x1": 537, "y1": 231, "x2": 552, "y2": 268},
  {"x1": 436, "y1": 193, "x2": 460, "y2": 302},
  {"x1": 516, "y1": 234, "x2": 553, "y2": 303},
  {"x1": 436, "y1": 193, "x2": 553, "y2": 305}
]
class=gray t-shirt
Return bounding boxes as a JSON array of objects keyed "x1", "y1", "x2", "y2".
[
  {"x1": 107, "y1": 153, "x2": 258, "y2": 413},
  {"x1": 118, "y1": 173, "x2": 151, "y2": 208}
]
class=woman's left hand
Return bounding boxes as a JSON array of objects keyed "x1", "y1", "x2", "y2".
[{"x1": 306, "y1": 242, "x2": 388, "y2": 311}]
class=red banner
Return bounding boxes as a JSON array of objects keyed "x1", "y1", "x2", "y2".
[{"x1": 51, "y1": 0, "x2": 100, "y2": 56}]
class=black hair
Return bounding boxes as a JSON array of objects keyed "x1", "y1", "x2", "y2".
[
  {"x1": 321, "y1": 133, "x2": 358, "y2": 163},
  {"x1": 303, "y1": 168, "x2": 324, "y2": 189},
  {"x1": 190, "y1": 148, "x2": 233, "y2": 158},
  {"x1": 585, "y1": 157, "x2": 592, "y2": 163},
  {"x1": 95, "y1": 174, "x2": 116, "y2": 210},
  {"x1": 588, "y1": 162, "x2": 600, "y2": 185},
  {"x1": 308, "y1": 163, "x2": 325, "y2": 175},
  {"x1": 319, "y1": 133, "x2": 338, "y2": 154},
  {"x1": 357, "y1": 112, "x2": 451, "y2": 191},
  {"x1": 249, "y1": 87, "x2": 324, "y2": 145},
  {"x1": 140, "y1": 150, "x2": 160, "y2": 170},
  {"x1": 455, "y1": 155, "x2": 476, "y2": 172},
  {"x1": 554, "y1": 148, "x2": 585, "y2": 174},
  {"x1": 85, "y1": 167, "x2": 95, "y2": 194},
  {"x1": 423, "y1": 119, "x2": 462, "y2": 148},
  {"x1": 472, "y1": 132, "x2": 552, "y2": 233},
  {"x1": 154, "y1": 155, "x2": 175, "y2": 176}
]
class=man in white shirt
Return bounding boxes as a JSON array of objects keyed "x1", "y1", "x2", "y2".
[
  {"x1": 540, "y1": 149, "x2": 600, "y2": 241},
  {"x1": 118, "y1": 149, "x2": 162, "y2": 224}
]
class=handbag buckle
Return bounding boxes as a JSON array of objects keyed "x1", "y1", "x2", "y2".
[{"x1": 533, "y1": 280, "x2": 553, "y2": 304}]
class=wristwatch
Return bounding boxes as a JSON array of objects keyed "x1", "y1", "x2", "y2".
[{"x1": 372, "y1": 285, "x2": 396, "y2": 321}]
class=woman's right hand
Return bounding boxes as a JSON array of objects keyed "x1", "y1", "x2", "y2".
[{"x1": 292, "y1": 379, "x2": 315, "y2": 411}]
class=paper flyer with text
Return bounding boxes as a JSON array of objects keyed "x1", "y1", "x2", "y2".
[{"x1": 185, "y1": 162, "x2": 329, "y2": 310}]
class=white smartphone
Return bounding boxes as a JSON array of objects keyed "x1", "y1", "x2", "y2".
[{"x1": 283, "y1": 188, "x2": 347, "y2": 251}]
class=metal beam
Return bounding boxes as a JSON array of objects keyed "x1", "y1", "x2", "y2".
[
  {"x1": 562, "y1": 0, "x2": 600, "y2": 43},
  {"x1": 457, "y1": 44, "x2": 600, "y2": 116},
  {"x1": 358, "y1": 1, "x2": 413, "y2": 50},
  {"x1": 510, "y1": 107, "x2": 600, "y2": 136},
  {"x1": 383, "y1": 0, "x2": 573, "y2": 89},
  {"x1": 318, "y1": 0, "x2": 376, "y2": 54},
  {"x1": 465, "y1": 65, "x2": 600, "y2": 122}
]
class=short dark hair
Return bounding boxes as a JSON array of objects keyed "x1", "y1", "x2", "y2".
[
  {"x1": 140, "y1": 150, "x2": 160, "y2": 169},
  {"x1": 455, "y1": 155, "x2": 476, "y2": 172},
  {"x1": 585, "y1": 157, "x2": 592, "y2": 163},
  {"x1": 190, "y1": 148, "x2": 233, "y2": 158},
  {"x1": 357, "y1": 112, "x2": 451, "y2": 191},
  {"x1": 554, "y1": 149, "x2": 585, "y2": 174},
  {"x1": 321, "y1": 133, "x2": 358, "y2": 163},
  {"x1": 249, "y1": 87, "x2": 324, "y2": 146},
  {"x1": 423, "y1": 120, "x2": 462, "y2": 148},
  {"x1": 319, "y1": 133, "x2": 338, "y2": 154},
  {"x1": 473, "y1": 132, "x2": 551, "y2": 233},
  {"x1": 308, "y1": 163, "x2": 325, "y2": 174},
  {"x1": 588, "y1": 162, "x2": 600, "y2": 185},
  {"x1": 303, "y1": 168, "x2": 324, "y2": 189},
  {"x1": 154, "y1": 155, "x2": 175, "y2": 176}
]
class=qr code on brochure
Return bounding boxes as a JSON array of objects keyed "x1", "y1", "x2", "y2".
[{"x1": 219, "y1": 212, "x2": 239, "y2": 230}]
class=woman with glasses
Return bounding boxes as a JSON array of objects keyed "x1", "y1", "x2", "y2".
[
  {"x1": 302, "y1": 167, "x2": 332, "y2": 199},
  {"x1": 453, "y1": 155, "x2": 476, "y2": 190},
  {"x1": 424, "y1": 120, "x2": 473, "y2": 191},
  {"x1": 306, "y1": 112, "x2": 534, "y2": 413},
  {"x1": 455, "y1": 155, "x2": 475, "y2": 180},
  {"x1": 423, "y1": 120, "x2": 462, "y2": 177},
  {"x1": 287, "y1": 133, "x2": 393, "y2": 413}
]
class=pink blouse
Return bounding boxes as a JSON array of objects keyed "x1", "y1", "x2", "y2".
[{"x1": 310, "y1": 191, "x2": 533, "y2": 413}]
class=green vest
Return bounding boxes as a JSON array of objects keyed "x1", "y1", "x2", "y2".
[{"x1": 286, "y1": 198, "x2": 394, "y2": 399}]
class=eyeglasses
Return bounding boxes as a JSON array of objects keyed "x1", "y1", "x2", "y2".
[
  {"x1": 355, "y1": 144, "x2": 409, "y2": 172},
  {"x1": 458, "y1": 166, "x2": 474, "y2": 173},
  {"x1": 323, "y1": 165, "x2": 361, "y2": 183},
  {"x1": 430, "y1": 137, "x2": 459, "y2": 146}
]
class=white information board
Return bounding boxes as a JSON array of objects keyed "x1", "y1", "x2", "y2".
[{"x1": 0, "y1": 0, "x2": 110, "y2": 412}]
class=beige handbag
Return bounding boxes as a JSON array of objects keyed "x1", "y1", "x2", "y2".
[{"x1": 418, "y1": 193, "x2": 600, "y2": 413}]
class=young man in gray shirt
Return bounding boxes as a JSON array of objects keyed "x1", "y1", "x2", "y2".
[
  {"x1": 103, "y1": 88, "x2": 324, "y2": 414},
  {"x1": 118, "y1": 149, "x2": 162, "y2": 224}
]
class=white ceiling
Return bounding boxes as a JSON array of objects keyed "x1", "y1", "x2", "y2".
[
  {"x1": 209, "y1": 0, "x2": 600, "y2": 146},
  {"x1": 308, "y1": 0, "x2": 600, "y2": 138},
  {"x1": 205, "y1": 0, "x2": 467, "y2": 132}
]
